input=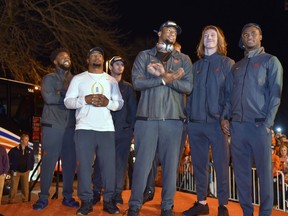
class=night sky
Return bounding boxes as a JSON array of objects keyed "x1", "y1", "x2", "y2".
[{"x1": 116, "y1": 0, "x2": 288, "y2": 132}]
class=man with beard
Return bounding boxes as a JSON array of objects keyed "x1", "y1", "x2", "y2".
[
  {"x1": 33, "y1": 48, "x2": 79, "y2": 210},
  {"x1": 127, "y1": 21, "x2": 193, "y2": 216},
  {"x1": 92, "y1": 56, "x2": 138, "y2": 205},
  {"x1": 64, "y1": 47, "x2": 124, "y2": 215}
]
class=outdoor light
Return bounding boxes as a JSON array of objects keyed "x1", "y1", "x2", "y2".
[{"x1": 276, "y1": 127, "x2": 282, "y2": 133}]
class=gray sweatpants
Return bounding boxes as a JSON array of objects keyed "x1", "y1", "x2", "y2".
[
  {"x1": 230, "y1": 122, "x2": 273, "y2": 216},
  {"x1": 75, "y1": 129, "x2": 116, "y2": 202},
  {"x1": 128, "y1": 120, "x2": 183, "y2": 210}
]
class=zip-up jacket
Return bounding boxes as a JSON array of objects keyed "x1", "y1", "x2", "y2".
[
  {"x1": 41, "y1": 68, "x2": 76, "y2": 129},
  {"x1": 8, "y1": 145, "x2": 35, "y2": 172},
  {"x1": 221, "y1": 47, "x2": 283, "y2": 129},
  {"x1": 187, "y1": 53, "x2": 234, "y2": 123},
  {"x1": 132, "y1": 47, "x2": 193, "y2": 120},
  {"x1": 111, "y1": 79, "x2": 137, "y2": 131}
]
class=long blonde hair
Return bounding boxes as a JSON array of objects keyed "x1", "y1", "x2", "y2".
[{"x1": 196, "y1": 25, "x2": 228, "y2": 59}]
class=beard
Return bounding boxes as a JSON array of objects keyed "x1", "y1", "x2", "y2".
[{"x1": 59, "y1": 61, "x2": 71, "y2": 71}]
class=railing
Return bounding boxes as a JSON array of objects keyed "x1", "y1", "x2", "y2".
[{"x1": 176, "y1": 160, "x2": 288, "y2": 212}]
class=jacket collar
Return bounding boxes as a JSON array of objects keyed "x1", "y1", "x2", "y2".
[{"x1": 245, "y1": 47, "x2": 265, "y2": 58}]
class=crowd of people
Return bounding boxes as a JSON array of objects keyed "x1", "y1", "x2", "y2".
[
  {"x1": 271, "y1": 130, "x2": 288, "y2": 208},
  {"x1": 0, "y1": 20, "x2": 284, "y2": 216}
]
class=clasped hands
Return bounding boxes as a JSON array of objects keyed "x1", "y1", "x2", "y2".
[
  {"x1": 147, "y1": 62, "x2": 184, "y2": 84},
  {"x1": 85, "y1": 94, "x2": 108, "y2": 107}
]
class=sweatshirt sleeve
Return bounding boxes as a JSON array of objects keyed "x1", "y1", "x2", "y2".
[
  {"x1": 264, "y1": 56, "x2": 283, "y2": 129},
  {"x1": 106, "y1": 80, "x2": 124, "y2": 111}
]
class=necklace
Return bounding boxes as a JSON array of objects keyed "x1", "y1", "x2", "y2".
[{"x1": 88, "y1": 72, "x2": 105, "y2": 94}]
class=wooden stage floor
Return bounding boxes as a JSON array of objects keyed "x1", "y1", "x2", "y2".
[{"x1": 0, "y1": 187, "x2": 286, "y2": 216}]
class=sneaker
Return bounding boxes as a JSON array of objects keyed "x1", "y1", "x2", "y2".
[
  {"x1": 113, "y1": 192, "x2": 123, "y2": 205},
  {"x1": 161, "y1": 208, "x2": 174, "y2": 216},
  {"x1": 62, "y1": 197, "x2": 80, "y2": 208},
  {"x1": 127, "y1": 207, "x2": 140, "y2": 216},
  {"x1": 103, "y1": 200, "x2": 120, "y2": 214},
  {"x1": 32, "y1": 198, "x2": 48, "y2": 210},
  {"x1": 76, "y1": 200, "x2": 93, "y2": 215},
  {"x1": 218, "y1": 205, "x2": 229, "y2": 216},
  {"x1": 182, "y1": 201, "x2": 209, "y2": 216},
  {"x1": 93, "y1": 191, "x2": 101, "y2": 205},
  {"x1": 143, "y1": 189, "x2": 154, "y2": 204}
]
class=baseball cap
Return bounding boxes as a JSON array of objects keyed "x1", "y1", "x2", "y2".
[
  {"x1": 87, "y1": 47, "x2": 104, "y2": 57},
  {"x1": 157, "y1": 20, "x2": 182, "y2": 35},
  {"x1": 110, "y1": 56, "x2": 127, "y2": 66}
]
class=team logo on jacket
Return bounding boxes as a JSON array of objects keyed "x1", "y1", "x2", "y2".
[
  {"x1": 174, "y1": 59, "x2": 180, "y2": 64},
  {"x1": 254, "y1": 63, "x2": 260, "y2": 68}
]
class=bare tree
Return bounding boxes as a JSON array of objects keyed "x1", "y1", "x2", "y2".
[{"x1": 0, "y1": 0, "x2": 129, "y2": 84}]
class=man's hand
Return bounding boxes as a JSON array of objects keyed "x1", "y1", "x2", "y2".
[
  {"x1": 85, "y1": 94, "x2": 109, "y2": 107},
  {"x1": 147, "y1": 62, "x2": 185, "y2": 84},
  {"x1": 220, "y1": 119, "x2": 230, "y2": 135},
  {"x1": 147, "y1": 62, "x2": 165, "y2": 77},
  {"x1": 162, "y1": 67, "x2": 185, "y2": 84}
]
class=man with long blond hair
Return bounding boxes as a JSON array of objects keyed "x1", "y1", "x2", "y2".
[{"x1": 183, "y1": 25, "x2": 234, "y2": 216}]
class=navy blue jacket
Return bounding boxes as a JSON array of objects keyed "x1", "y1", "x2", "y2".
[
  {"x1": 8, "y1": 145, "x2": 35, "y2": 172},
  {"x1": 111, "y1": 79, "x2": 137, "y2": 131},
  {"x1": 187, "y1": 53, "x2": 234, "y2": 122}
]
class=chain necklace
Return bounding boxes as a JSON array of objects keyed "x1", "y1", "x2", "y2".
[{"x1": 88, "y1": 72, "x2": 105, "y2": 94}]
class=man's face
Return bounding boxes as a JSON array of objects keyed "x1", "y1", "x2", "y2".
[
  {"x1": 241, "y1": 26, "x2": 262, "y2": 51},
  {"x1": 87, "y1": 51, "x2": 104, "y2": 68},
  {"x1": 203, "y1": 29, "x2": 218, "y2": 50},
  {"x1": 159, "y1": 27, "x2": 177, "y2": 45},
  {"x1": 20, "y1": 135, "x2": 29, "y2": 147},
  {"x1": 110, "y1": 61, "x2": 125, "y2": 75},
  {"x1": 54, "y1": 52, "x2": 71, "y2": 70}
]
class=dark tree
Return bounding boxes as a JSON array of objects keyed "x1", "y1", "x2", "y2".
[{"x1": 0, "y1": 0, "x2": 129, "y2": 84}]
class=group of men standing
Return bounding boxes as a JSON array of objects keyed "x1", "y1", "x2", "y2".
[
  {"x1": 28, "y1": 19, "x2": 282, "y2": 216},
  {"x1": 32, "y1": 46, "x2": 137, "y2": 215},
  {"x1": 126, "y1": 20, "x2": 283, "y2": 216}
]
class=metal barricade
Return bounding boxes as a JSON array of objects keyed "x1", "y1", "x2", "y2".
[{"x1": 176, "y1": 164, "x2": 288, "y2": 212}]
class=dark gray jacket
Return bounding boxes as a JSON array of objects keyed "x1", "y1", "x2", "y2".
[
  {"x1": 132, "y1": 47, "x2": 193, "y2": 120},
  {"x1": 222, "y1": 47, "x2": 283, "y2": 129},
  {"x1": 41, "y1": 68, "x2": 76, "y2": 128}
]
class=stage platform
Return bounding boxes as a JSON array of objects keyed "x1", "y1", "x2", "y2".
[{"x1": 0, "y1": 187, "x2": 286, "y2": 216}]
